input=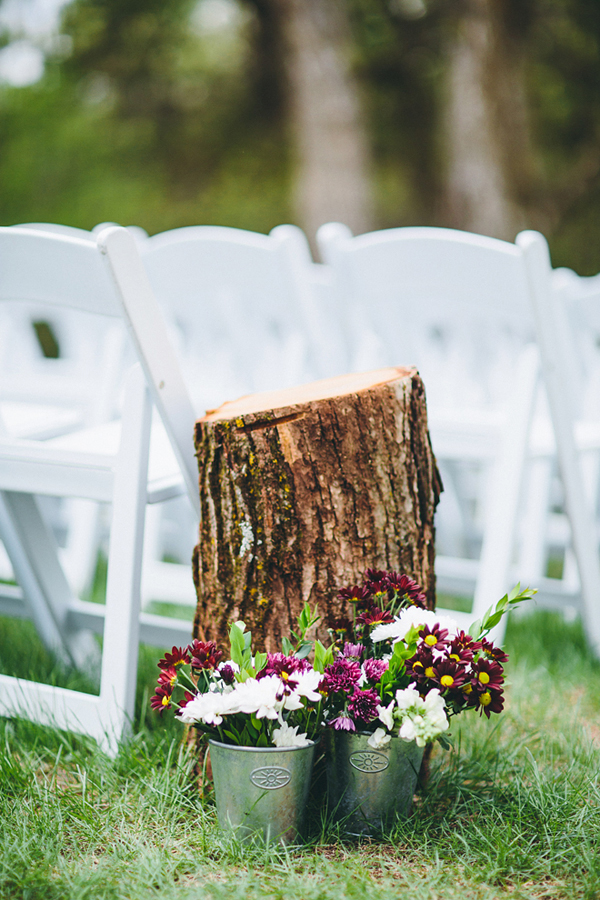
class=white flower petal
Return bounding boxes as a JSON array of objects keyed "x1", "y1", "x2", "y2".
[
  {"x1": 271, "y1": 722, "x2": 311, "y2": 748},
  {"x1": 368, "y1": 727, "x2": 391, "y2": 750}
]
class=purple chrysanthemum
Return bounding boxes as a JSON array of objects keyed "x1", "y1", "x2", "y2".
[
  {"x1": 362, "y1": 658, "x2": 389, "y2": 684},
  {"x1": 256, "y1": 652, "x2": 310, "y2": 680},
  {"x1": 342, "y1": 642, "x2": 364, "y2": 660},
  {"x1": 219, "y1": 664, "x2": 236, "y2": 685},
  {"x1": 348, "y1": 687, "x2": 380, "y2": 724},
  {"x1": 321, "y1": 657, "x2": 362, "y2": 694},
  {"x1": 329, "y1": 714, "x2": 356, "y2": 732}
]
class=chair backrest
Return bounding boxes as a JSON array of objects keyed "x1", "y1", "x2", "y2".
[
  {"x1": 137, "y1": 224, "x2": 326, "y2": 411},
  {"x1": 0, "y1": 227, "x2": 130, "y2": 427},
  {"x1": 0, "y1": 226, "x2": 199, "y2": 511},
  {"x1": 317, "y1": 223, "x2": 537, "y2": 413},
  {"x1": 0, "y1": 226, "x2": 120, "y2": 315},
  {"x1": 552, "y1": 267, "x2": 600, "y2": 421},
  {"x1": 97, "y1": 226, "x2": 201, "y2": 511}
]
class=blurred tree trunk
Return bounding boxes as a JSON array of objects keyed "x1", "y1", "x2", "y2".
[
  {"x1": 273, "y1": 0, "x2": 374, "y2": 246},
  {"x1": 442, "y1": 0, "x2": 536, "y2": 240}
]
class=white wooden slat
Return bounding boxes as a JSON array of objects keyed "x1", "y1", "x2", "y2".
[
  {"x1": 519, "y1": 230, "x2": 600, "y2": 654},
  {"x1": 98, "y1": 227, "x2": 201, "y2": 516}
]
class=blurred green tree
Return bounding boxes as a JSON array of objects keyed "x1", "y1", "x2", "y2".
[{"x1": 0, "y1": 0, "x2": 598, "y2": 272}]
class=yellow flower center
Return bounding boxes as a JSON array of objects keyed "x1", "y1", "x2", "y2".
[
  {"x1": 281, "y1": 671, "x2": 289, "y2": 680},
  {"x1": 424, "y1": 635, "x2": 437, "y2": 647},
  {"x1": 478, "y1": 672, "x2": 490, "y2": 685},
  {"x1": 425, "y1": 667, "x2": 434, "y2": 678},
  {"x1": 413, "y1": 661, "x2": 423, "y2": 670},
  {"x1": 161, "y1": 694, "x2": 170, "y2": 707},
  {"x1": 480, "y1": 691, "x2": 492, "y2": 706},
  {"x1": 440, "y1": 675, "x2": 454, "y2": 687},
  {"x1": 450, "y1": 654, "x2": 460, "y2": 662},
  {"x1": 463, "y1": 683, "x2": 472, "y2": 694}
]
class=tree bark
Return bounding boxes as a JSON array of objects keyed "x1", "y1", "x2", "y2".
[
  {"x1": 273, "y1": 0, "x2": 374, "y2": 247},
  {"x1": 442, "y1": 0, "x2": 535, "y2": 240},
  {"x1": 192, "y1": 367, "x2": 441, "y2": 653}
]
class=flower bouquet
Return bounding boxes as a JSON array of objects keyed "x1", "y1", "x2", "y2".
[
  {"x1": 151, "y1": 607, "x2": 323, "y2": 844},
  {"x1": 316, "y1": 569, "x2": 534, "y2": 833}
]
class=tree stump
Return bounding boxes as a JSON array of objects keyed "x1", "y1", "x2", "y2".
[{"x1": 192, "y1": 366, "x2": 441, "y2": 653}]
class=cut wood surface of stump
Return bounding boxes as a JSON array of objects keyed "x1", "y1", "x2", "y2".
[{"x1": 192, "y1": 366, "x2": 442, "y2": 652}]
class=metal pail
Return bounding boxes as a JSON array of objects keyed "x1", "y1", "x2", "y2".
[
  {"x1": 209, "y1": 739, "x2": 317, "y2": 845},
  {"x1": 324, "y1": 731, "x2": 424, "y2": 835}
]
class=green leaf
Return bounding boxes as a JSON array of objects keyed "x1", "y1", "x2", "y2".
[
  {"x1": 313, "y1": 640, "x2": 334, "y2": 674},
  {"x1": 281, "y1": 636, "x2": 294, "y2": 656},
  {"x1": 313, "y1": 641, "x2": 326, "y2": 674},
  {"x1": 297, "y1": 602, "x2": 311, "y2": 633},
  {"x1": 253, "y1": 652, "x2": 267, "y2": 675},
  {"x1": 403, "y1": 624, "x2": 420, "y2": 645},
  {"x1": 229, "y1": 623, "x2": 246, "y2": 668},
  {"x1": 468, "y1": 618, "x2": 482, "y2": 639},
  {"x1": 295, "y1": 641, "x2": 312, "y2": 660},
  {"x1": 256, "y1": 731, "x2": 269, "y2": 748},
  {"x1": 469, "y1": 583, "x2": 536, "y2": 638}
]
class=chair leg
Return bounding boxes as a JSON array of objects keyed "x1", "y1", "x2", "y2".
[
  {"x1": 471, "y1": 345, "x2": 540, "y2": 643},
  {"x1": 0, "y1": 490, "x2": 98, "y2": 668},
  {"x1": 97, "y1": 364, "x2": 152, "y2": 747}
]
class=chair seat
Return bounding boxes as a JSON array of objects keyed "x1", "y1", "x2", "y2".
[
  {"x1": 0, "y1": 401, "x2": 83, "y2": 439},
  {"x1": 0, "y1": 412, "x2": 185, "y2": 503}
]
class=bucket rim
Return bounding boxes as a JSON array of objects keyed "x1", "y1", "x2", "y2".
[{"x1": 208, "y1": 737, "x2": 318, "y2": 753}]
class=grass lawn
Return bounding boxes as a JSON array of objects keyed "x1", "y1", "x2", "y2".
[{"x1": 0, "y1": 607, "x2": 598, "y2": 900}]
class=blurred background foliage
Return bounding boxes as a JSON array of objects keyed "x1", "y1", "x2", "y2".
[{"x1": 0, "y1": 0, "x2": 598, "y2": 270}]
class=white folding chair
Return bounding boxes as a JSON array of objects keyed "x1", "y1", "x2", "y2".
[
  {"x1": 0, "y1": 226, "x2": 195, "y2": 752},
  {"x1": 520, "y1": 232, "x2": 600, "y2": 653},
  {"x1": 135, "y1": 223, "x2": 334, "y2": 609},
  {"x1": 316, "y1": 223, "x2": 543, "y2": 638},
  {"x1": 0, "y1": 223, "x2": 133, "y2": 596}
]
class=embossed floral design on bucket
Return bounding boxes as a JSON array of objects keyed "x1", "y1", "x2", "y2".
[
  {"x1": 209, "y1": 739, "x2": 317, "y2": 844},
  {"x1": 324, "y1": 730, "x2": 424, "y2": 836}
]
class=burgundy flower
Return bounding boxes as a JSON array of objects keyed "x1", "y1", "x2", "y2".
[
  {"x1": 470, "y1": 657, "x2": 504, "y2": 693},
  {"x1": 342, "y1": 642, "x2": 364, "y2": 660},
  {"x1": 385, "y1": 572, "x2": 427, "y2": 608},
  {"x1": 356, "y1": 605, "x2": 394, "y2": 626},
  {"x1": 257, "y1": 653, "x2": 309, "y2": 679},
  {"x1": 448, "y1": 634, "x2": 477, "y2": 665},
  {"x1": 219, "y1": 664, "x2": 236, "y2": 685},
  {"x1": 364, "y1": 569, "x2": 389, "y2": 597},
  {"x1": 329, "y1": 616, "x2": 354, "y2": 637},
  {"x1": 363, "y1": 658, "x2": 389, "y2": 683},
  {"x1": 480, "y1": 639, "x2": 508, "y2": 664},
  {"x1": 257, "y1": 652, "x2": 312, "y2": 698},
  {"x1": 348, "y1": 687, "x2": 380, "y2": 724},
  {"x1": 178, "y1": 690, "x2": 196, "y2": 710},
  {"x1": 418, "y1": 624, "x2": 450, "y2": 651},
  {"x1": 338, "y1": 584, "x2": 371, "y2": 605},
  {"x1": 321, "y1": 658, "x2": 362, "y2": 694},
  {"x1": 188, "y1": 640, "x2": 222, "y2": 671},
  {"x1": 365, "y1": 568, "x2": 388, "y2": 583},
  {"x1": 329, "y1": 714, "x2": 356, "y2": 732},
  {"x1": 407, "y1": 647, "x2": 436, "y2": 685},
  {"x1": 468, "y1": 686, "x2": 505, "y2": 718},
  {"x1": 453, "y1": 630, "x2": 481, "y2": 651},
  {"x1": 432, "y1": 658, "x2": 467, "y2": 692},
  {"x1": 157, "y1": 666, "x2": 178, "y2": 689},
  {"x1": 158, "y1": 646, "x2": 190, "y2": 670},
  {"x1": 150, "y1": 684, "x2": 173, "y2": 715}
]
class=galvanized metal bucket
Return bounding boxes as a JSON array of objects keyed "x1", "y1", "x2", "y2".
[
  {"x1": 324, "y1": 730, "x2": 424, "y2": 836},
  {"x1": 209, "y1": 739, "x2": 317, "y2": 845}
]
